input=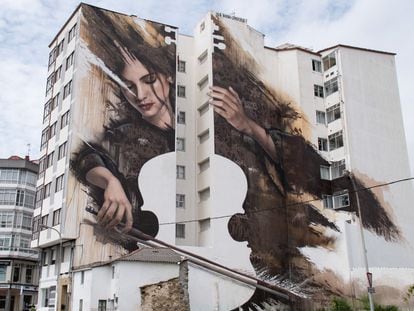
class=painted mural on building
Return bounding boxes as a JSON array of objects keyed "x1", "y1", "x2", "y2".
[
  {"x1": 210, "y1": 14, "x2": 401, "y2": 307},
  {"x1": 69, "y1": 5, "x2": 176, "y2": 253}
]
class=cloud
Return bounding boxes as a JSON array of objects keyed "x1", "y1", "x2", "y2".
[{"x1": 0, "y1": 59, "x2": 45, "y2": 158}]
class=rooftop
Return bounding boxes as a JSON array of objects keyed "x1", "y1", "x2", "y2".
[{"x1": 116, "y1": 247, "x2": 182, "y2": 264}]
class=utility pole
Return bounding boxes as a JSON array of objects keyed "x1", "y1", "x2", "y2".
[{"x1": 348, "y1": 172, "x2": 374, "y2": 311}]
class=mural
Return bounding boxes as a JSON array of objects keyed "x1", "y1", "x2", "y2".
[
  {"x1": 70, "y1": 5, "x2": 176, "y2": 251},
  {"x1": 65, "y1": 5, "x2": 406, "y2": 309},
  {"x1": 210, "y1": 14, "x2": 401, "y2": 308}
]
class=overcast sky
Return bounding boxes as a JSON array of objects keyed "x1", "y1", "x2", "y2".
[{"x1": 0, "y1": 0, "x2": 413, "y2": 175}]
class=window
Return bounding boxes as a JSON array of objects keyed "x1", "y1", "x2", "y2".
[
  {"x1": 44, "y1": 183, "x2": 51, "y2": 199},
  {"x1": 63, "y1": 80, "x2": 72, "y2": 99},
  {"x1": 49, "y1": 122, "x2": 57, "y2": 139},
  {"x1": 177, "y1": 85, "x2": 186, "y2": 97},
  {"x1": 80, "y1": 271, "x2": 84, "y2": 284},
  {"x1": 61, "y1": 111, "x2": 70, "y2": 129},
  {"x1": 177, "y1": 111, "x2": 186, "y2": 124},
  {"x1": 0, "y1": 211, "x2": 14, "y2": 227},
  {"x1": 50, "y1": 249, "x2": 56, "y2": 265},
  {"x1": 331, "y1": 159, "x2": 346, "y2": 179},
  {"x1": 318, "y1": 138, "x2": 328, "y2": 151},
  {"x1": 48, "y1": 286, "x2": 56, "y2": 308},
  {"x1": 0, "y1": 235, "x2": 11, "y2": 250},
  {"x1": 0, "y1": 169, "x2": 19, "y2": 184},
  {"x1": 176, "y1": 194, "x2": 185, "y2": 208},
  {"x1": 322, "y1": 52, "x2": 336, "y2": 71},
  {"x1": 51, "y1": 93, "x2": 60, "y2": 111},
  {"x1": 57, "y1": 39, "x2": 64, "y2": 55},
  {"x1": 13, "y1": 266, "x2": 20, "y2": 282},
  {"x1": 46, "y1": 67, "x2": 62, "y2": 93},
  {"x1": 47, "y1": 151, "x2": 54, "y2": 168},
  {"x1": 312, "y1": 59, "x2": 322, "y2": 72},
  {"x1": 25, "y1": 267, "x2": 33, "y2": 283},
  {"x1": 46, "y1": 73, "x2": 55, "y2": 94},
  {"x1": 68, "y1": 24, "x2": 77, "y2": 42},
  {"x1": 41, "y1": 215, "x2": 48, "y2": 227},
  {"x1": 40, "y1": 128, "x2": 48, "y2": 150},
  {"x1": 198, "y1": 102, "x2": 209, "y2": 116},
  {"x1": 198, "y1": 187, "x2": 210, "y2": 202},
  {"x1": 320, "y1": 166, "x2": 330, "y2": 180},
  {"x1": 176, "y1": 138, "x2": 185, "y2": 151},
  {"x1": 333, "y1": 190, "x2": 350, "y2": 209},
  {"x1": 198, "y1": 158, "x2": 210, "y2": 172},
  {"x1": 112, "y1": 266, "x2": 115, "y2": 279},
  {"x1": 66, "y1": 52, "x2": 74, "y2": 70},
  {"x1": 176, "y1": 224, "x2": 185, "y2": 238},
  {"x1": 0, "y1": 265, "x2": 6, "y2": 281},
  {"x1": 0, "y1": 190, "x2": 14, "y2": 206},
  {"x1": 198, "y1": 130, "x2": 210, "y2": 144},
  {"x1": 55, "y1": 66, "x2": 62, "y2": 81},
  {"x1": 22, "y1": 214, "x2": 32, "y2": 229},
  {"x1": 58, "y1": 141, "x2": 67, "y2": 160},
  {"x1": 322, "y1": 195, "x2": 333, "y2": 209},
  {"x1": 0, "y1": 189, "x2": 33, "y2": 208},
  {"x1": 325, "y1": 77, "x2": 338, "y2": 96},
  {"x1": 43, "y1": 99, "x2": 52, "y2": 122},
  {"x1": 55, "y1": 174, "x2": 64, "y2": 192},
  {"x1": 176, "y1": 166, "x2": 185, "y2": 179},
  {"x1": 178, "y1": 60, "x2": 186, "y2": 73},
  {"x1": 48, "y1": 47, "x2": 57, "y2": 69},
  {"x1": 98, "y1": 300, "x2": 107, "y2": 311},
  {"x1": 197, "y1": 75, "x2": 209, "y2": 89},
  {"x1": 35, "y1": 186, "x2": 44, "y2": 208},
  {"x1": 198, "y1": 50, "x2": 208, "y2": 64},
  {"x1": 16, "y1": 189, "x2": 25, "y2": 206},
  {"x1": 79, "y1": 299, "x2": 83, "y2": 311},
  {"x1": 328, "y1": 130, "x2": 344, "y2": 150},
  {"x1": 200, "y1": 21, "x2": 205, "y2": 32},
  {"x1": 314, "y1": 85, "x2": 324, "y2": 98},
  {"x1": 327, "y1": 103, "x2": 341, "y2": 123},
  {"x1": 316, "y1": 111, "x2": 326, "y2": 124},
  {"x1": 52, "y1": 209, "x2": 61, "y2": 226}
]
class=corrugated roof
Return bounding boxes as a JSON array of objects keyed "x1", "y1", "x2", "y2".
[{"x1": 116, "y1": 247, "x2": 182, "y2": 264}]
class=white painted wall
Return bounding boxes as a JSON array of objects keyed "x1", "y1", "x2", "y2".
[{"x1": 71, "y1": 261, "x2": 179, "y2": 310}]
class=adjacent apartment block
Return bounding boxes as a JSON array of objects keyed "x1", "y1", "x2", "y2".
[
  {"x1": 0, "y1": 156, "x2": 39, "y2": 311},
  {"x1": 32, "y1": 3, "x2": 414, "y2": 310}
]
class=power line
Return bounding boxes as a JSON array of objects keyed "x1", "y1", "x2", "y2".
[{"x1": 158, "y1": 176, "x2": 414, "y2": 226}]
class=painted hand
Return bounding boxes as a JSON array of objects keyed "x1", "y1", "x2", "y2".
[
  {"x1": 97, "y1": 176, "x2": 133, "y2": 233},
  {"x1": 209, "y1": 86, "x2": 253, "y2": 135}
]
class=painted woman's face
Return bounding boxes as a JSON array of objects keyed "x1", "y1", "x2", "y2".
[{"x1": 120, "y1": 57, "x2": 171, "y2": 125}]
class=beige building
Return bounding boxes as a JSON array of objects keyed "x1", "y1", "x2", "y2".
[{"x1": 0, "y1": 156, "x2": 39, "y2": 311}]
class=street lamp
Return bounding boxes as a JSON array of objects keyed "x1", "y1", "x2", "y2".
[
  {"x1": 347, "y1": 172, "x2": 374, "y2": 311},
  {"x1": 40, "y1": 224, "x2": 63, "y2": 308}
]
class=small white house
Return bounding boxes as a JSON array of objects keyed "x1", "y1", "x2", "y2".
[{"x1": 71, "y1": 247, "x2": 182, "y2": 311}]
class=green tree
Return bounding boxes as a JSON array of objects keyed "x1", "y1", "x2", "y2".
[{"x1": 330, "y1": 297, "x2": 352, "y2": 311}]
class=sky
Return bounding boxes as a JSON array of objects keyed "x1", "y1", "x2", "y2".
[{"x1": 0, "y1": 0, "x2": 413, "y2": 175}]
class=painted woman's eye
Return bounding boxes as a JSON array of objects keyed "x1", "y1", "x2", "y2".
[
  {"x1": 143, "y1": 73, "x2": 157, "y2": 84},
  {"x1": 125, "y1": 82, "x2": 134, "y2": 90}
]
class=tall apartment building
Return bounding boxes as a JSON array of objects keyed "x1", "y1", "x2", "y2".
[
  {"x1": 0, "y1": 156, "x2": 39, "y2": 311},
  {"x1": 32, "y1": 3, "x2": 414, "y2": 310}
]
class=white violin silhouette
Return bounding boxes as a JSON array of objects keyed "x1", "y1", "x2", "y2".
[{"x1": 138, "y1": 152, "x2": 255, "y2": 310}]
